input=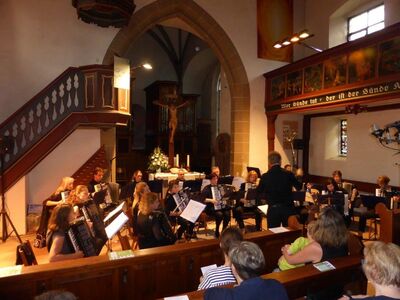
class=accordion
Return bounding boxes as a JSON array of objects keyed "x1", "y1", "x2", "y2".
[
  {"x1": 211, "y1": 185, "x2": 233, "y2": 210},
  {"x1": 173, "y1": 189, "x2": 190, "y2": 212},
  {"x1": 66, "y1": 218, "x2": 97, "y2": 257}
]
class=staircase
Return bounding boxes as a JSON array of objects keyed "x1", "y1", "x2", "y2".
[
  {"x1": 0, "y1": 64, "x2": 130, "y2": 192},
  {"x1": 72, "y1": 146, "x2": 109, "y2": 186}
]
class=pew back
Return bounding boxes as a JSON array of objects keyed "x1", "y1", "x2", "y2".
[
  {"x1": 179, "y1": 255, "x2": 365, "y2": 300},
  {"x1": 0, "y1": 229, "x2": 301, "y2": 300}
]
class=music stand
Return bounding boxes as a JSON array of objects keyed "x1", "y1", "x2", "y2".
[
  {"x1": 218, "y1": 176, "x2": 234, "y2": 185},
  {"x1": 183, "y1": 179, "x2": 202, "y2": 193},
  {"x1": 93, "y1": 189, "x2": 107, "y2": 206},
  {"x1": 360, "y1": 195, "x2": 389, "y2": 210},
  {"x1": 292, "y1": 191, "x2": 306, "y2": 206},
  {"x1": 247, "y1": 166, "x2": 262, "y2": 178},
  {"x1": 0, "y1": 136, "x2": 22, "y2": 243},
  {"x1": 318, "y1": 194, "x2": 345, "y2": 206}
]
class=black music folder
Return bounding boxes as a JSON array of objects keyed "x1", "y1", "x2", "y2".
[{"x1": 247, "y1": 166, "x2": 262, "y2": 178}]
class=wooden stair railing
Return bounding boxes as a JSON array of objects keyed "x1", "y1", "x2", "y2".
[
  {"x1": 0, "y1": 65, "x2": 130, "y2": 192},
  {"x1": 72, "y1": 145, "x2": 109, "y2": 186}
]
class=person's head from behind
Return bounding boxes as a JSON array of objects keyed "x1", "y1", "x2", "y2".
[
  {"x1": 220, "y1": 227, "x2": 244, "y2": 261},
  {"x1": 168, "y1": 180, "x2": 180, "y2": 194},
  {"x1": 34, "y1": 290, "x2": 77, "y2": 300},
  {"x1": 306, "y1": 221, "x2": 315, "y2": 242},
  {"x1": 247, "y1": 170, "x2": 258, "y2": 184},
  {"x1": 139, "y1": 192, "x2": 160, "y2": 215},
  {"x1": 229, "y1": 241, "x2": 265, "y2": 283},
  {"x1": 210, "y1": 173, "x2": 219, "y2": 186},
  {"x1": 132, "y1": 170, "x2": 143, "y2": 183},
  {"x1": 312, "y1": 207, "x2": 348, "y2": 248},
  {"x1": 332, "y1": 170, "x2": 342, "y2": 184},
  {"x1": 284, "y1": 164, "x2": 292, "y2": 172},
  {"x1": 296, "y1": 168, "x2": 304, "y2": 177},
  {"x1": 48, "y1": 204, "x2": 74, "y2": 232},
  {"x1": 363, "y1": 241, "x2": 400, "y2": 289},
  {"x1": 93, "y1": 167, "x2": 104, "y2": 183},
  {"x1": 211, "y1": 166, "x2": 220, "y2": 177},
  {"x1": 268, "y1": 151, "x2": 281, "y2": 167},
  {"x1": 377, "y1": 175, "x2": 390, "y2": 189},
  {"x1": 135, "y1": 182, "x2": 150, "y2": 198}
]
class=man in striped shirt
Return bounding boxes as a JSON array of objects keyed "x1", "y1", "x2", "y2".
[{"x1": 198, "y1": 227, "x2": 243, "y2": 290}]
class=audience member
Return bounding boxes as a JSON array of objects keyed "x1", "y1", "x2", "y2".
[
  {"x1": 281, "y1": 207, "x2": 348, "y2": 265},
  {"x1": 198, "y1": 227, "x2": 243, "y2": 290},
  {"x1": 205, "y1": 241, "x2": 288, "y2": 300},
  {"x1": 340, "y1": 241, "x2": 400, "y2": 300},
  {"x1": 278, "y1": 222, "x2": 315, "y2": 271}
]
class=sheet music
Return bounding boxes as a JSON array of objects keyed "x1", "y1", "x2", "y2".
[
  {"x1": 201, "y1": 264, "x2": 218, "y2": 276},
  {"x1": 257, "y1": 204, "x2": 269, "y2": 215},
  {"x1": 104, "y1": 201, "x2": 126, "y2": 223},
  {"x1": 180, "y1": 200, "x2": 206, "y2": 223},
  {"x1": 269, "y1": 226, "x2": 289, "y2": 233},
  {"x1": 164, "y1": 296, "x2": 189, "y2": 300},
  {"x1": 105, "y1": 212, "x2": 129, "y2": 239}
]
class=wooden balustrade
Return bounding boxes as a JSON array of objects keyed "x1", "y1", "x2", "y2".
[
  {"x1": 0, "y1": 65, "x2": 130, "y2": 192},
  {"x1": 0, "y1": 229, "x2": 301, "y2": 300}
]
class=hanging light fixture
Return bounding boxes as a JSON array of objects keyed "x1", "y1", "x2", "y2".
[{"x1": 273, "y1": 29, "x2": 323, "y2": 53}]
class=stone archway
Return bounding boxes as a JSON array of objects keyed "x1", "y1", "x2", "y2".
[{"x1": 103, "y1": 0, "x2": 250, "y2": 175}]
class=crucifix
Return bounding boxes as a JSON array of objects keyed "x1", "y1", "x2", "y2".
[{"x1": 153, "y1": 91, "x2": 190, "y2": 166}]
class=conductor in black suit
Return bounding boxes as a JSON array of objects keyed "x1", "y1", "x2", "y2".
[{"x1": 257, "y1": 151, "x2": 302, "y2": 228}]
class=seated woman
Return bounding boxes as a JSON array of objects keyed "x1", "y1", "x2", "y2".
[
  {"x1": 35, "y1": 177, "x2": 74, "y2": 248},
  {"x1": 201, "y1": 173, "x2": 231, "y2": 238},
  {"x1": 205, "y1": 241, "x2": 288, "y2": 300},
  {"x1": 340, "y1": 241, "x2": 400, "y2": 300},
  {"x1": 233, "y1": 171, "x2": 262, "y2": 232},
  {"x1": 164, "y1": 180, "x2": 195, "y2": 240},
  {"x1": 46, "y1": 203, "x2": 84, "y2": 262},
  {"x1": 198, "y1": 226, "x2": 243, "y2": 290},
  {"x1": 281, "y1": 207, "x2": 348, "y2": 265},
  {"x1": 136, "y1": 192, "x2": 176, "y2": 249},
  {"x1": 131, "y1": 182, "x2": 150, "y2": 234},
  {"x1": 69, "y1": 185, "x2": 108, "y2": 254},
  {"x1": 376, "y1": 175, "x2": 391, "y2": 197}
]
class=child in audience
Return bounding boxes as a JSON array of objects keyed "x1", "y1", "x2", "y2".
[
  {"x1": 278, "y1": 222, "x2": 315, "y2": 271},
  {"x1": 198, "y1": 226, "x2": 243, "y2": 290}
]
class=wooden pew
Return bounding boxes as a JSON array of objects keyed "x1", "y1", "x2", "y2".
[
  {"x1": 0, "y1": 229, "x2": 301, "y2": 300},
  {"x1": 375, "y1": 202, "x2": 400, "y2": 245},
  {"x1": 173, "y1": 255, "x2": 365, "y2": 300}
]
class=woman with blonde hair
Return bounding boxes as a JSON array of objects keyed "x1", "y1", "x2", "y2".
[
  {"x1": 35, "y1": 177, "x2": 75, "y2": 248},
  {"x1": 131, "y1": 182, "x2": 150, "y2": 234},
  {"x1": 46, "y1": 203, "x2": 83, "y2": 262},
  {"x1": 340, "y1": 241, "x2": 400, "y2": 299},
  {"x1": 281, "y1": 207, "x2": 348, "y2": 264},
  {"x1": 136, "y1": 192, "x2": 176, "y2": 249}
]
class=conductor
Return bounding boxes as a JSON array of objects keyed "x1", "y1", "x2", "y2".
[{"x1": 257, "y1": 151, "x2": 302, "y2": 228}]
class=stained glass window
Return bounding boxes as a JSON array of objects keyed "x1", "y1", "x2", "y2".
[
  {"x1": 340, "y1": 119, "x2": 348, "y2": 156},
  {"x1": 348, "y1": 4, "x2": 384, "y2": 41}
]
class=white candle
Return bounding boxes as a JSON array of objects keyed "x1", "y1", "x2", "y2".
[
  {"x1": 187, "y1": 154, "x2": 190, "y2": 168},
  {"x1": 176, "y1": 154, "x2": 179, "y2": 167}
]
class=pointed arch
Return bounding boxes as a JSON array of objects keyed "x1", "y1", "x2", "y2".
[{"x1": 103, "y1": 0, "x2": 250, "y2": 174}]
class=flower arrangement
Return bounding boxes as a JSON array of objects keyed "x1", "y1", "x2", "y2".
[{"x1": 148, "y1": 147, "x2": 169, "y2": 172}]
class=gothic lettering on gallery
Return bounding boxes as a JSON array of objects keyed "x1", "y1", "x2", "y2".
[{"x1": 271, "y1": 80, "x2": 400, "y2": 112}]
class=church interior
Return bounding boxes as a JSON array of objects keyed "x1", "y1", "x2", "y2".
[{"x1": 0, "y1": 0, "x2": 400, "y2": 299}]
